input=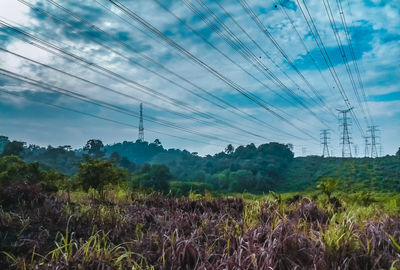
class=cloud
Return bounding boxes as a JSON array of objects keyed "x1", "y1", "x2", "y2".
[
  {"x1": 370, "y1": 91, "x2": 400, "y2": 102},
  {"x1": 0, "y1": 0, "x2": 398, "y2": 156}
]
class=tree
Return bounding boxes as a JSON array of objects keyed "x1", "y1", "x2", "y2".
[
  {"x1": 109, "y1": 152, "x2": 121, "y2": 163},
  {"x1": 2, "y1": 141, "x2": 26, "y2": 156},
  {"x1": 0, "y1": 136, "x2": 9, "y2": 151},
  {"x1": 77, "y1": 158, "x2": 127, "y2": 199},
  {"x1": 317, "y1": 177, "x2": 339, "y2": 200},
  {"x1": 0, "y1": 155, "x2": 42, "y2": 186},
  {"x1": 153, "y1": 139, "x2": 162, "y2": 146},
  {"x1": 229, "y1": 170, "x2": 255, "y2": 193},
  {"x1": 225, "y1": 144, "x2": 234, "y2": 155},
  {"x1": 134, "y1": 164, "x2": 171, "y2": 193},
  {"x1": 83, "y1": 139, "x2": 105, "y2": 158},
  {"x1": 396, "y1": 147, "x2": 400, "y2": 158},
  {"x1": 119, "y1": 157, "x2": 136, "y2": 171},
  {"x1": 60, "y1": 145, "x2": 72, "y2": 151}
]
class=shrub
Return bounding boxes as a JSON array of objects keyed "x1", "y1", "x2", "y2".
[
  {"x1": 317, "y1": 177, "x2": 339, "y2": 200},
  {"x1": 0, "y1": 155, "x2": 42, "y2": 186},
  {"x1": 132, "y1": 164, "x2": 171, "y2": 194},
  {"x1": 76, "y1": 158, "x2": 128, "y2": 199}
]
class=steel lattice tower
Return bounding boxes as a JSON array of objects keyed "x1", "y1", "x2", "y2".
[
  {"x1": 368, "y1": 126, "x2": 380, "y2": 158},
  {"x1": 337, "y1": 108, "x2": 353, "y2": 158},
  {"x1": 138, "y1": 103, "x2": 144, "y2": 142},
  {"x1": 320, "y1": 129, "x2": 331, "y2": 157},
  {"x1": 363, "y1": 136, "x2": 369, "y2": 157},
  {"x1": 354, "y1": 144, "x2": 359, "y2": 157}
]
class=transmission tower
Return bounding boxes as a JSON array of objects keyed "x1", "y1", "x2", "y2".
[
  {"x1": 354, "y1": 144, "x2": 359, "y2": 157},
  {"x1": 363, "y1": 136, "x2": 369, "y2": 157},
  {"x1": 337, "y1": 108, "x2": 353, "y2": 158},
  {"x1": 368, "y1": 126, "x2": 380, "y2": 158},
  {"x1": 320, "y1": 129, "x2": 331, "y2": 157},
  {"x1": 138, "y1": 103, "x2": 144, "y2": 142}
]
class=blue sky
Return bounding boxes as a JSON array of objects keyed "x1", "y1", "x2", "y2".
[{"x1": 0, "y1": 0, "x2": 399, "y2": 156}]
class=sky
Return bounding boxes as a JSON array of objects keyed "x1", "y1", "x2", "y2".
[{"x1": 0, "y1": 0, "x2": 399, "y2": 156}]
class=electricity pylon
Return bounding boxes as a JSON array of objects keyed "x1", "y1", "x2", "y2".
[
  {"x1": 320, "y1": 129, "x2": 331, "y2": 157},
  {"x1": 363, "y1": 136, "x2": 369, "y2": 157},
  {"x1": 337, "y1": 108, "x2": 353, "y2": 158},
  {"x1": 138, "y1": 103, "x2": 144, "y2": 142},
  {"x1": 368, "y1": 125, "x2": 380, "y2": 158}
]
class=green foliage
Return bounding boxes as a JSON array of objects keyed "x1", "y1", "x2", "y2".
[
  {"x1": 280, "y1": 156, "x2": 400, "y2": 193},
  {"x1": 354, "y1": 191, "x2": 377, "y2": 206},
  {"x1": 132, "y1": 164, "x2": 171, "y2": 194},
  {"x1": 0, "y1": 155, "x2": 42, "y2": 186},
  {"x1": 1, "y1": 141, "x2": 25, "y2": 156},
  {"x1": 2, "y1": 135, "x2": 400, "y2": 195},
  {"x1": 225, "y1": 144, "x2": 234, "y2": 154},
  {"x1": 83, "y1": 139, "x2": 105, "y2": 158},
  {"x1": 317, "y1": 177, "x2": 339, "y2": 199},
  {"x1": 105, "y1": 140, "x2": 164, "y2": 164},
  {"x1": 229, "y1": 170, "x2": 256, "y2": 193},
  {"x1": 23, "y1": 145, "x2": 81, "y2": 175},
  {"x1": 170, "y1": 181, "x2": 211, "y2": 196},
  {"x1": 76, "y1": 158, "x2": 128, "y2": 198},
  {"x1": 0, "y1": 136, "x2": 10, "y2": 152},
  {"x1": 41, "y1": 170, "x2": 69, "y2": 192}
]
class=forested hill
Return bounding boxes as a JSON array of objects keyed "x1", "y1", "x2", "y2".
[{"x1": 1, "y1": 135, "x2": 399, "y2": 193}]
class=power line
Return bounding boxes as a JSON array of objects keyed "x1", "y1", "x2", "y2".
[
  {"x1": 105, "y1": 0, "x2": 320, "y2": 142},
  {"x1": 335, "y1": 0, "x2": 373, "y2": 125},
  {"x1": 0, "y1": 47, "x2": 274, "y2": 142},
  {"x1": 183, "y1": 0, "x2": 333, "y2": 128},
  {"x1": 153, "y1": 0, "x2": 309, "y2": 121},
  {"x1": 17, "y1": 0, "x2": 305, "y2": 140},
  {"x1": 0, "y1": 89, "x2": 227, "y2": 148},
  {"x1": 238, "y1": 0, "x2": 335, "y2": 119},
  {"x1": 295, "y1": 0, "x2": 365, "y2": 137},
  {"x1": 322, "y1": 0, "x2": 369, "y2": 127},
  {"x1": 208, "y1": 0, "x2": 325, "y2": 110},
  {"x1": 15, "y1": 0, "x2": 228, "y2": 120},
  {"x1": 0, "y1": 68, "x2": 246, "y2": 145},
  {"x1": 273, "y1": 0, "x2": 336, "y2": 98}
]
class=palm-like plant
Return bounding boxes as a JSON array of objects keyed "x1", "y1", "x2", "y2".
[{"x1": 317, "y1": 177, "x2": 339, "y2": 200}]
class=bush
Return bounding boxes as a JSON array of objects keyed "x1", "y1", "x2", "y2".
[
  {"x1": 76, "y1": 158, "x2": 128, "y2": 199},
  {"x1": 317, "y1": 177, "x2": 339, "y2": 200},
  {"x1": 0, "y1": 155, "x2": 42, "y2": 186},
  {"x1": 132, "y1": 164, "x2": 171, "y2": 194}
]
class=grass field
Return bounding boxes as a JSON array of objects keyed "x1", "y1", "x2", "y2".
[{"x1": 1, "y1": 184, "x2": 400, "y2": 269}]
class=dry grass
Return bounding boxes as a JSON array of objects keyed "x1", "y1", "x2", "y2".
[{"x1": 1, "y1": 184, "x2": 400, "y2": 269}]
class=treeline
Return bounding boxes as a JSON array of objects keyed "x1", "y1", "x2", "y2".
[
  {"x1": 1, "y1": 135, "x2": 399, "y2": 194},
  {"x1": 0, "y1": 155, "x2": 173, "y2": 199}
]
